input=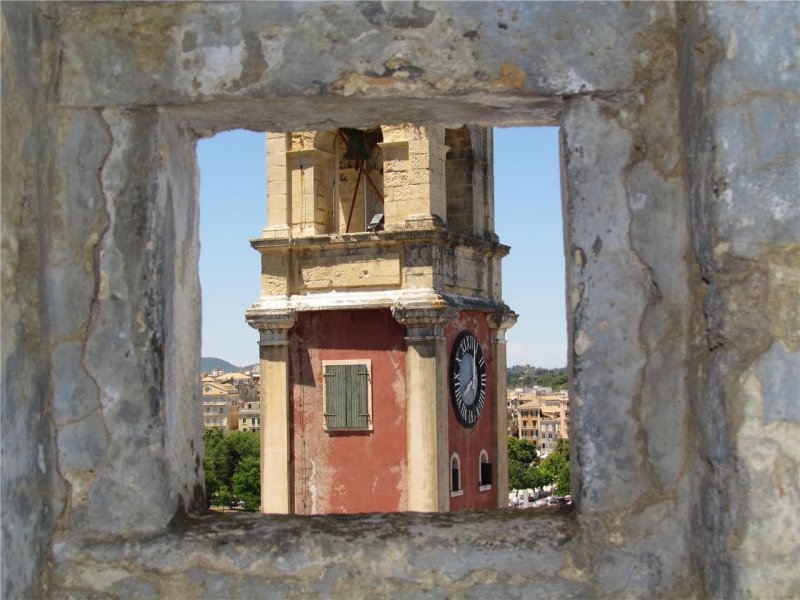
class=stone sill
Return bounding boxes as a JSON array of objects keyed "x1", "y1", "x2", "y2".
[{"x1": 50, "y1": 509, "x2": 583, "y2": 596}]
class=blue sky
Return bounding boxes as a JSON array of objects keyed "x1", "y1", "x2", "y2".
[{"x1": 197, "y1": 127, "x2": 566, "y2": 368}]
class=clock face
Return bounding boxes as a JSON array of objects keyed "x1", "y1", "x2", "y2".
[{"x1": 449, "y1": 330, "x2": 487, "y2": 428}]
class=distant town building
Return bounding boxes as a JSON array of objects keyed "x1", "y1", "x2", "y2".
[
  {"x1": 517, "y1": 397, "x2": 540, "y2": 444},
  {"x1": 239, "y1": 400, "x2": 261, "y2": 433},
  {"x1": 511, "y1": 391, "x2": 570, "y2": 459},
  {"x1": 201, "y1": 376, "x2": 241, "y2": 434}
]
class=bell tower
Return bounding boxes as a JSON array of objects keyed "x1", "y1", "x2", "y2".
[{"x1": 247, "y1": 124, "x2": 516, "y2": 514}]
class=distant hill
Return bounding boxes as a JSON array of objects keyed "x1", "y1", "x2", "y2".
[
  {"x1": 201, "y1": 357, "x2": 260, "y2": 374},
  {"x1": 507, "y1": 365, "x2": 568, "y2": 390},
  {"x1": 201, "y1": 357, "x2": 241, "y2": 373}
]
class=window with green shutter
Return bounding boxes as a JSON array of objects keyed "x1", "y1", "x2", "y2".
[{"x1": 323, "y1": 360, "x2": 372, "y2": 431}]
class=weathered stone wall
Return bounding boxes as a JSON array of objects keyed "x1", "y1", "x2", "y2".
[
  {"x1": 680, "y1": 3, "x2": 800, "y2": 597},
  {"x1": 1, "y1": 1, "x2": 797, "y2": 598},
  {"x1": 1, "y1": 5, "x2": 65, "y2": 598}
]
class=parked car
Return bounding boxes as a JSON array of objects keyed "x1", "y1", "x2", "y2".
[
  {"x1": 547, "y1": 496, "x2": 566, "y2": 506},
  {"x1": 533, "y1": 498, "x2": 550, "y2": 508}
]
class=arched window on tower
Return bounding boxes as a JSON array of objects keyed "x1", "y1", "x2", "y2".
[
  {"x1": 450, "y1": 453, "x2": 463, "y2": 497},
  {"x1": 479, "y1": 449, "x2": 492, "y2": 491}
]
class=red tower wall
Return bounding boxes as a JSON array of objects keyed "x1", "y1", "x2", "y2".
[
  {"x1": 289, "y1": 309, "x2": 408, "y2": 514},
  {"x1": 446, "y1": 312, "x2": 497, "y2": 511}
]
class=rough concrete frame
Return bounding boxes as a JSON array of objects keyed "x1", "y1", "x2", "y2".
[{"x1": 2, "y1": 2, "x2": 798, "y2": 598}]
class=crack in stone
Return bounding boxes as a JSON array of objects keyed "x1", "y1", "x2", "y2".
[{"x1": 69, "y1": 108, "x2": 115, "y2": 487}]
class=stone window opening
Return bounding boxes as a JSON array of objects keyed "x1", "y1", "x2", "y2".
[
  {"x1": 479, "y1": 449, "x2": 492, "y2": 491},
  {"x1": 59, "y1": 97, "x2": 648, "y2": 581},
  {"x1": 450, "y1": 453, "x2": 463, "y2": 497}
]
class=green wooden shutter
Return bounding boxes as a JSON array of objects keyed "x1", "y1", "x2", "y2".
[
  {"x1": 324, "y1": 364, "x2": 348, "y2": 429},
  {"x1": 348, "y1": 363, "x2": 370, "y2": 429},
  {"x1": 324, "y1": 363, "x2": 370, "y2": 430}
]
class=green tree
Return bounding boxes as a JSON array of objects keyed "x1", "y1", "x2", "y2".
[
  {"x1": 527, "y1": 467, "x2": 552, "y2": 492},
  {"x1": 508, "y1": 436, "x2": 537, "y2": 466},
  {"x1": 216, "y1": 484, "x2": 234, "y2": 509},
  {"x1": 204, "y1": 429, "x2": 261, "y2": 511},
  {"x1": 507, "y1": 436, "x2": 538, "y2": 490},
  {"x1": 203, "y1": 428, "x2": 224, "y2": 507},
  {"x1": 539, "y1": 439, "x2": 570, "y2": 496},
  {"x1": 508, "y1": 458, "x2": 531, "y2": 491},
  {"x1": 232, "y1": 455, "x2": 261, "y2": 512}
]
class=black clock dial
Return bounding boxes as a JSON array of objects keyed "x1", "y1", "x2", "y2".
[{"x1": 450, "y1": 330, "x2": 487, "y2": 428}]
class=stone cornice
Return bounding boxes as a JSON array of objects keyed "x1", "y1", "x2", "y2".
[
  {"x1": 250, "y1": 228, "x2": 508, "y2": 257},
  {"x1": 246, "y1": 288, "x2": 515, "y2": 319},
  {"x1": 244, "y1": 304, "x2": 297, "y2": 332}
]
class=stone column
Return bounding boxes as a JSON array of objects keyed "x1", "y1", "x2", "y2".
[
  {"x1": 490, "y1": 312, "x2": 517, "y2": 508},
  {"x1": 246, "y1": 310, "x2": 296, "y2": 514},
  {"x1": 393, "y1": 307, "x2": 451, "y2": 512}
]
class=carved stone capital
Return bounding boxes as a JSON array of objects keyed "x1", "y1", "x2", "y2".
[
  {"x1": 391, "y1": 305, "x2": 454, "y2": 342},
  {"x1": 245, "y1": 305, "x2": 297, "y2": 345},
  {"x1": 259, "y1": 328, "x2": 292, "y2": 346},
  {"x1": 489, "y1": 310, "x2": 518, "y2": 342}
]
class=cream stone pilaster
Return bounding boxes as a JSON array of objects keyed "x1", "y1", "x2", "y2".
[
  {"x1": 264, "y1": 132, "x2": 291, "y2": 239},
  {"x1": 380, "y1": 125, "x2": 448, "y2": 231},
  {"x1": 392, "y1": 306, "x2": 452, "y2": 512},
  {"x1": 287, "y1": 146, "x2": 335, "y2": 236},
  {"x1": 246, "y1": 310, "x2": 296, "y2": 514},
  {"x1": 489, "y1": 312, "x2": 517, "y2": 508},
  {"x1": 378, "y1": 138, "x2": 410, "y2": 230},
  {"x1": 483, "y1": 128, "x2": 495, "y2": 236}
]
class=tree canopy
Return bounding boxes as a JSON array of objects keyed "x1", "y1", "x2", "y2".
[
  {"x1": 508, "y1": 436, "x2": 537, "y2": 467},
  {"x1": 507, "y1": 436, "x2": 570, "y2": 496},
  {"x1": 204, "y1": 429, "x2": 261, "y2": 511},
  {"x1": 539, "y1": 439, "x2": 570, "y2": 496},
  {"x1": 507, "y1": 436, "x2": 537, "y2": 490}
]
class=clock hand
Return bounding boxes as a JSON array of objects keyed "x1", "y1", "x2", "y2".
[
  {"x1": 464, "y1": 359, "x2": 476, "y2": 398},
  {"x1": 472, "y1": 351, "x2": 477, "y2": 384},
  {"x1": 465, "y1": 375, "x2": 474, "y2": 395}
]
